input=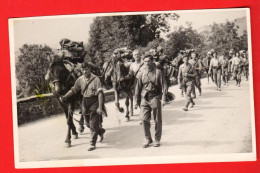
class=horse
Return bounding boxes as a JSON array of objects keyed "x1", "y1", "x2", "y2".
[
  {"x1": 48, "y1": 59, "x2": 83, "y2": 147},
  {"x1": 102, "y1": 57, "x2": 134, "y2": 121}
]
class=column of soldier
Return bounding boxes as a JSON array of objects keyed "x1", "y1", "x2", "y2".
[{"x1": 58, "y1": 39, "x2": 249, "y2": 150}]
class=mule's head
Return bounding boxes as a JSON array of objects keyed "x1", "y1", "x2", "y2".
[{"x1": 49, "y1": 59, "x2": 70, "y2": 95}]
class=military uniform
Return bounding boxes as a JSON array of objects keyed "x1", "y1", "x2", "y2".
[
  {"x1": 178, "y1": 63, "x2": 196, "y2": 110},
  {"x1": 241, "y1": 57, "x2": 249, "y2": 81},
  {"x1": 221, "y1": 57, "x2": 229, "y2": 85},
  {"x1": 209, "y1": 58, "x2": 222, "y2": 90},
  {"x1": 189, "y1": 58, "x2": 202, "y2": 95},
  {"x1": 135, "y1": 67, "x2": 167, "y2": 146},
  {"x1": 231, "y1": 56, "x2": 242, "y2": 86},
  {"x1": 71, "y1": 75, "x2": 105, "y2": 148},
  {"x1": 202, "y1": 55, "x2": 214, "y2": 83}
]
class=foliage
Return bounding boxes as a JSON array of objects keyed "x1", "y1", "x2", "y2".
[
  {"x1": 86, "y1": 13, "x2": 179, "y2": 62},
  {"x1": 16, "y1": 44, "x2": 53, "y2": 97},
  {"x1": 205, "y1": 21, "x2": 248, "y2": 55},
  {"x1": 165, "y1": 25, "x2": 205, "y2": 60}
]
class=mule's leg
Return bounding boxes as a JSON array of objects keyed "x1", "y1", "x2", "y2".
[
  {"x1": 69, "y1": 104, "x2": 79, "y2": 139},
  {"x1": 61, "y1": 105, "x2": 71, "y2": 147},
  {"x1": 115, "y1": 91, "x2": 124, "y2": 113}
]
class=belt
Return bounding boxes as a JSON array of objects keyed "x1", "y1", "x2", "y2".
[{"x1": 212, "y1": 66, "x2": 220, "y2": 69}]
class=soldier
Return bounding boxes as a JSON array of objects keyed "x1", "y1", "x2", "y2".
[
  {"x1": 228, "y1": 49, "x2": 235, "y2": 81},
  {"x1": 189, "y1": 52, "x2": 202, "y2": 96},
  {"x1": 221, "y1": 54, "x2": 230, "y2": 86},
  {"x1": 135, "y1": 54, "x2": 167, "y2": 148},
  {"x1": 241, "y1": 51, "x2": 249, "y2": 81},
  {"x1": 231, "y1": 51, "x2": 242, "y2": 87},
  {"x1": 178, "y1": 56, "x2": 196, "y2": 111},
  {"x1": 173, "y1": 51, "x2": 185, "y2": 96},
  {"x1": 202, "y1": 51, "x2": 214, "y2": 84},
  {"x1": 125, "y1": 49, "x2": 143, "y2": 80},
  {"x1": 209, "y1": 52, "x2": 222, "y2": 91},
  {"x1": 61, "y1": 62, "x2": 106, "y2": 151}
]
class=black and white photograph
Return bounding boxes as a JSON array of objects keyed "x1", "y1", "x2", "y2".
[{"x1": 9, "y1": 8, "x2": 256, "y2": 168}]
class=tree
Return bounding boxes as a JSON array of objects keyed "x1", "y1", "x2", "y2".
[
  {"x1": 165, "y1": 25, "x2": 205, "y2": 59},
  {"x1": 207, "y1": 21, "x2": 240, "y2": 55},
  {"x1": 16, "y1": 44, "x2": 53, "y2": 97},
  {"x1": 86, "y1": 13, "x2": 179, "y2": 61}
]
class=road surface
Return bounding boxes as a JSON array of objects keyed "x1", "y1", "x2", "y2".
[{"x1": 18, "y1": 76, "x2": 253, "y2": 162}]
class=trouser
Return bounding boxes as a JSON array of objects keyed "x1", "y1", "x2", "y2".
[
  {"x1": 212, "y1": 68, "x2": 221, "y2": 88},
  {"x1": 233, "y1": 65, "x2": 242, "y2": 84},
  {"x1": 195, "y1": 75, "x2": 201, "y2": 94},
  {"x1": 140, "y1": 97, "x2": 162, "y2": 142},
  {"x1": 184, "y1": 83, "x2": 195, "y2": 107},
  {"x1": 82, "y1": 97, "x2": 105, "y2": 146},
  {"x1": 222, "y1": 68, "x2": 229, "y2": 84},
  {"x1": 243, "y1": 67, "x2": 249, "y2": 80}
]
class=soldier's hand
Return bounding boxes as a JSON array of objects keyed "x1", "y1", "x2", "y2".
[
  {"x1": 134, "y1": 104, "x2": 139, "y2": 110},
  {"x1": 162, "y1": 101, "x2": 166, "y2": 107},
  {"x1": 60, "y1": 96, "x2": 66, "y2": 103},
  {"x1": 96, "y1": 107, "x2": 103, "y2": 115}
]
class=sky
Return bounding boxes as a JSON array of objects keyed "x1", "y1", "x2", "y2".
[{"x1": 12, "y1": 8, "x2": 248, "y2": 51}]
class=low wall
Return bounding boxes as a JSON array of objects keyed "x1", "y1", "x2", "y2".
[{"x1": 17, "y1": 78, "x2": 180, "y2": 125}]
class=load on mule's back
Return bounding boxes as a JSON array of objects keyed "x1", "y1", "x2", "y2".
[{"x1": 102, "y1": 48, "x2": 135, "y2": 121}]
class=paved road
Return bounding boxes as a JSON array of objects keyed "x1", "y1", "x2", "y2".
[{"x1": 18, "y1": 76, "x2": 253, "y2": 162}]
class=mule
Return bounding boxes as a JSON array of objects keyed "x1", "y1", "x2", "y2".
[
  {"x1": 48, "y1": 59, "x2": 83, "y2": 147},
  {"x1": 103, "y1": 58, "x2": 134, "y2": 121}
]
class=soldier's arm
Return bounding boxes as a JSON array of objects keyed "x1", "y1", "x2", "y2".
[
  {"x1": 125, "y1": 64, "x2": 134, "y2": 79},
  {"x1": 158, "y1": 70, "x2": 168, "y2": 103},
  {"x1": 135, "y1": 73, "x2": 143, "y2": 106},
  {"x1": 178, "y1": 65, "x2": 182, "y2": 84},
  {"x1": 61, "y1": 78, "x2": 81, "y2": 101},
  {"x1": 95, "y1": 78, "x2": 104, "y2": 113},
  {"x1": 209, "y1": 59, "x2": 213, "y2": 73},
  {"x1": 186, "y1": 66, "x2": 196, "y2": 78}
]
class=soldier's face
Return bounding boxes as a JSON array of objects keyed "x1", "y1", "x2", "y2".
[
  {"x1": 183, "y1": 57, "x2": 188, "y2": 64},
  {"x1": 133, "y1": 51, "x2": 141, "y2": 61},
  {"x1": 191, "y1": 53, "x2": 196, "y2": 59},
  {"x1": 144, "y1": 57, "x2": 153, "y2": 67},
  {"x1": 82, "y1": 68, "x2": 92, "y2": 78}
]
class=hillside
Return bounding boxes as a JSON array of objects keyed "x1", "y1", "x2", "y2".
[{"x1": 197, "y1": 16, "x2": 247, "y2": 36}]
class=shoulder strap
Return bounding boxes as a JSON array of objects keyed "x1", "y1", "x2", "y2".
[
  {"x1": 82, "y1": 77, "x2": 96, "y2": 95},
  {"x1": 134, "y1": 63, "x2": 144, "y2": 77}
]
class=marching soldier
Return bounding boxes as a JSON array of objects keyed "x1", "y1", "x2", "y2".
[
  {"x1": 178, "y1": 56, "x2": 196, "y2": 111},
  {"x1": 241, "y1": 51, "x2": 249, "y2": 81},
  {"x1": 189, "y1": 52, "x2": 202, "y2": 96},
  {"x1": 209, "y1": 52, "x2": 222, "y2": 91},
  {"x1": 135, "y1": 54, "x2": 167, "y2": 148},
  {"x1": 61, "y1": 62, "x2": 106, "y2": 151},
  {"x1": 202, "y1": 51, "x2": 214, "y2": 84},
  {"x1": 222, "y1": 54, "x2": 230, "y2": 86},
  {"x1": 228, "y1": 49, "x2": 235, "y2": 81},
  {"x1": 231, "y1": 51, "x2": 242, "y2": 87}
]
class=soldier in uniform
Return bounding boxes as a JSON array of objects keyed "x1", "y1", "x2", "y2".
[
  {"x1": 189, "y1": 52, "x2": 202, "y2": 96},
  {"x1": 228, "y1": 49, "x2": 235, "y2": 81},
  {"x1": 135, "y1": 54, "x2": 167, "y2": 148},
  {"x1": 61, "y1": 62, "x2": 106, "y2": 151},
  {"x1": 209, "y1": 52, "x2": 222, "y2": 91},
  {"x1": 241, "y1": 51, "x2": 249, "y2": 81},
  {"x1": 222, "y1": 53, "x2": 230, "y2": 86},
  {"x1": 231, "y1": 51, "x2": 242, "y2": 87},
  {"x1": 178, "y1": 56, "x2": 196, "y2": 111},
  {"x1": 125, "y1": 49, "x2": 143, "y2": 80},
  {"x1": 202, "y1": 51, "x2": 214, "y2": 84}
]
